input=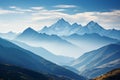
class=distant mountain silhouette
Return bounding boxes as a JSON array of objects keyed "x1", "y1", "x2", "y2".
[
  {"x1": 16, "y1": 27, "x2": 72, "y2": 44},
  {"x1": 63, "y1": 33, "x2": 119, "y2": 53},
  {"x1": 101, "y1": 29, "x2": 120, "y2": 40},
  {"x1": 0, "y1": 64, "x2": 71, "y2": 80},
  {"x1": 1, "y1": 19, "x2": 115, "y2": 41},
  {"x1": 16, "y1": 27, "x2": 39, "y2": 40},
  {"x1": 76, "y1": 21, "x2": 120, "y2": 40},
  {"x1": 76, "y1": 21, "x2": 104, "y2": 35},
  {"x1": 16, "y1": 27, "x2": 82, "y2": 57},
  {"x1": 70, "y1": 43, "x2": 120, "y2": 79},
  {"x1": 0, "y1": 31, "x2": 17, "y2": 40},
  {"x1": 15, "y1": 26, "x2": 120, "y2": 57},
  {"x1": 93, "y1": 68, "x2": 120, "y2": 80},
  {"x1": 0, "y1": 38, "x2": 86, "y2": 80}
]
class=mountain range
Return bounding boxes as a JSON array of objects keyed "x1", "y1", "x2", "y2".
[
  {"x1": 15, "y1": 27, "x2": 82, "y2": 57},
  {"x1": 15, "y1": 26, "x2": 119, "y2": 57},
  {"x1": 0, "y1": 18, "x2": 120, "y2": 57},
  {"x1": 0, "y1": 18, "x2": 120, "y2": 80},
  {"x1": 40, "y1": 18, "x2": 82, "y2": 36},
  {"x1": 63, "y1": 33, "x2": 119, "y2": 52},
  {"x1": 0, "y1": 38, "x2": 86, "y2": 80},
  {"x1": 40, "y1": 18, "x2": 120, "y2": 40}
]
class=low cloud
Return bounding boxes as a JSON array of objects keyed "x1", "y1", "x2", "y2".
[
  {"x1": 31, "y1": 7, "x2": 44, "y2": 10},
  {"x1": 9, "y1": 6, "x2": 32, "y2": 12},
  {"x1": 54, "y1": 5, "x2": 77, "y2": 8},
  {"x1": 0, "y1": 8, "x2": 23, "y2": 14},
  {"x1": 0, "y1": 6, "x2": 120, "y2": 33},
  {"x1": 31, "y1": 9, "x2": 120, "y2": 29}
]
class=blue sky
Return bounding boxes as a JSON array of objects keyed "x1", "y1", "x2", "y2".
[
  {"x1": 0, "y1": 0, "x2": 120, "y2": 32},
  {"x1": 1, "y1": 0, "x2": 120, "y2": 12}
]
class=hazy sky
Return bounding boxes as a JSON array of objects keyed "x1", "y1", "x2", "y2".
[{"x1": 0, "y1": 0, "x2": 120, "y2": 33}]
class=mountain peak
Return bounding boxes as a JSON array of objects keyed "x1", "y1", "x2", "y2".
[
  {"x1": 25, "y1": 27, "x2": 34, "y2": 31},
  {"x1": 87, "y1": 21, "x2": 97, "y2": 25},
  {"x1": 16, "y1": 27, "x2": 39, "y2": 40},
  {"x1": 72, "y1": 23, "x2": 79, "y2": 26},
  {"x1": 24, "y1": 27, "x2": 36, "y2": 32},
  {"x1": 59, "y1": 18, "x2": 65, "y2": 21},
  {"x1": 72, "y1": 23, "x2": 82, "y2": 27},
  {"x1": 86, "y1": 21, "x2": 104, "y2": 30},
  {"x1": 22, "y1": 27, "x2": 38, "y2": 35},
  {"x1": 57, "y1": 18, "x2": 68, "y2": 23},
  {"x1": 50, "y1": 18, "x2": 70, "y2": 29}
]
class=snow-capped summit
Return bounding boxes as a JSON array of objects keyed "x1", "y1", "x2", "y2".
[
  {"x1": 56, "y1": 18, "x2": 68, "y2": 24},
  {"x1": 40, "y1": 18, "x2": 81, "y2": 36},
  {"x1": 86, "y1": 21, "x2": 103, "y2": 30},
  {"x1": 39, "y1": 19, "x2": 120, "y2": 40},
  {"x1": 50, "y1": 18, "x2": 70, "y2": 30},
  {"x1": 86, "y1": 21, "x2": 104, "y2": 33},
  {"x1": 76, "y1": 21, "x2": 104, "y2": 35},
  {"x1": 69, "y1": 23, "x2": 82, "y2": 34},
  {"x1": 87, "y1": 21, "x2": 96, "y2": 25},
  {"x1": 40, "y1": 20, "x2": 105, "y2": 36}
]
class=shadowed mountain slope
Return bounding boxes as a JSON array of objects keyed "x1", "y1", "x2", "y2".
[
  {"x1": 0, "y1": 38, "x2": 86, "y2": 80},
  {"x1": 12, "y1": 40, "x2": 74, "y2": 65},
  {"x1": 0, "y1": 64, "x2": 71, "y2": 80}
]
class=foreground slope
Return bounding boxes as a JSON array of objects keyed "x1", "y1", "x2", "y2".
[
  {"x1": 0, "y1": 64, "x2": 71, "y2": 80},
  {"x1": 93, "y1": 68, "x2": 120, "y2": 80},
  {"x1": 0, "y1": 38, "x2": 85, "y2": 80}
]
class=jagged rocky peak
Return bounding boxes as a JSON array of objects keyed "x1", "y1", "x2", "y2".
[
  {"x1": 72, "y1": 23, "x2": 79, "y2": 26},
  {"x1": 54, "y1": 18, "x2": 70, "y2": 25},
  {"x1": 72, "y1": 23, "x2": 82, "y2": 27},
  {"x1": 86, "y1": 21, "x2": 104, "y2": 29},
  {"x1": 57, "y1": 18, "x2": 66, "y2": 22},
  {"x1": 50, "y1": 18, "x2": 71, "y2": 30},
  {"x1": 87, "y1": 21, "x2": 98, "y2": 26}
]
